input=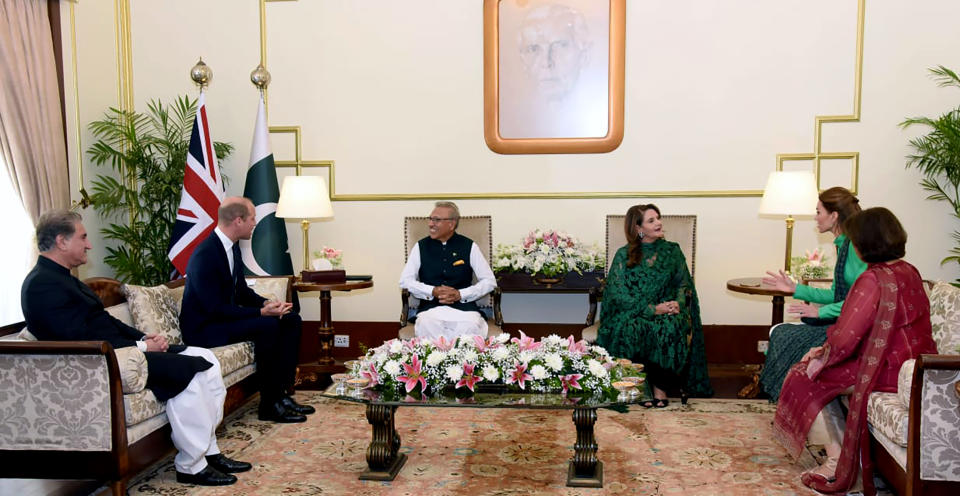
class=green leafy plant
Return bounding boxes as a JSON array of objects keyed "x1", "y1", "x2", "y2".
[
  {"x1": 901, "y1": 66, "x2": 960, "y2": 272},
  {"x1": 87, "y1": 96, "x2": 233, "y2": 285}
]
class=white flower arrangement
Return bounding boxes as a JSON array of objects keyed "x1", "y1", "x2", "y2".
[
  {"x1": 493, "y1": 229, "x2": 604, "y2": 277},
  {"x1": 354, "y1": 332, "x2": 624, "y2": 399},
  {"x1": 791, "y1": 248, "x2": 832, "y2": 280}
]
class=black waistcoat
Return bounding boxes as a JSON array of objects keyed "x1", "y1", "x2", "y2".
[{"x1": 416, "y1": 233, "x2": 480, "y2": 315}]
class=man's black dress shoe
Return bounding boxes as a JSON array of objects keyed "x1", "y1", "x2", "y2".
[
  {"x1": 281, "y1": 395, "x2": 316, "y2": 415},
  {"x1": 206, "y1": 453, "x2": 252, "y2": 473},
  {"x1": 176, "y1": 465, "x2": 237, "y2": 486},
  {"x1": 258, "y1": 400, "x2": 307, "y2": 423}
]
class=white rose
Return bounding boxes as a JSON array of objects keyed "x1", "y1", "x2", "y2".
[
  {"x1": 496, "y1": 333, "x2": 510, "y2": 343},
  {"x1": 384, "y1": 360, "x2": 401, "y2": 377},
  {"x1": 426, "y1": 351, "x2": 447, "y2": 367},
  {"x1": 530, "y1": 364, "x2": 548, "y2": 380},
  {"x1": 482, "y1": 365, "x2": 499, "y2": 381},
  {"x1": 587, "y1": 359, "x2": 607, "y2": 378},
  {"x1": 492, "y1": 347, "x2": 510, "y2": 361},
  {"x1": 545, "y1": 353, "x2": 563, "y2": 371},
  {"x1": 446, "y1": 365, "x2": 464, "y2": 382},
  {"x1": 389, "y1": 340, "x2": 403, "y2": 354}
]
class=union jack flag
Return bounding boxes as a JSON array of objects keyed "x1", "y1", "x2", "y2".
[{"x1": 168, "y1": 91, "x2": 224, "y2": 276}]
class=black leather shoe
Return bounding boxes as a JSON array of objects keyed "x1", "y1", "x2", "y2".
[
  {"x1": 176, "y1": 465, "x2": 237, "y2": 486},
  {"x1": 281, "y1": 395, "x2": 316, "y2": 415},
  {"x1": 206, "y1": 453, "x2": 252, "y2": 473},
  {"x1": 258, "y1": 400, "x2": 307, "y2": 423}
]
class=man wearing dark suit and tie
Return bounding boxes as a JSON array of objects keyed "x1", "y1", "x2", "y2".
[
  {"x1": 21, "y1": 210, "x2": 249, "y2": 486},
  {"x1": 179, "y1": 197, "x2": 313, "y2": 423}
]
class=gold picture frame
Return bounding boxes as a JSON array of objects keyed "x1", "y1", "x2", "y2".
[{"x1": 483, "y1": 0, "x2": 625, "y2": 154}]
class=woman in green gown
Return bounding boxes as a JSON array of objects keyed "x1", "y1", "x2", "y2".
[
  {"x1": 759, "y1": 187, "x2": 865, "y2": 402},
  {"x1": 596, "y1": 204, "x2": 713, "y2": 407}
]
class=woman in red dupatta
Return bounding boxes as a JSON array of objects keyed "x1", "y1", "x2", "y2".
[{"x1": 773, "y1": 208, "x2": 937, "y2": 495}]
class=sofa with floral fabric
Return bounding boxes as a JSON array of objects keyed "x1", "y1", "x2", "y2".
[
  {"x1": 0, "y1": 275, "x2": 291, "y2": 495},
  {"x1": 866, "y1": 280, "x2": 960, "y2": 496}
]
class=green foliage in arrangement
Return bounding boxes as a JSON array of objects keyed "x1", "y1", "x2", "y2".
[{"x1": 87, "y1": 96, "x2": 233, "y2": 285}]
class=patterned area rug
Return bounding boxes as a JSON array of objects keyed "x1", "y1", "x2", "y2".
[{"x1": 125, "y1": 393, "x2": 885, "y2": 495}]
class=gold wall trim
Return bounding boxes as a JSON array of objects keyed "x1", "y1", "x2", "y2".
[
  {"x1": 261, "y1": 0, "x2": 865, "y2": 201},
  {"x1": 114, "y1": 0, "x2": 133, "y2": 112},
  {"x1": 69, "y1": 2, "x2": 83, "y2": 194}
]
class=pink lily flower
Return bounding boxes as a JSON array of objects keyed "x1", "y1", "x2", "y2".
[
  {"x1": 472, "y1": 335, "x2": 499, "y2": 353},
  {"x1": 455, "y1": 363, "x2": 481, "y2": 392},
  {"x1": 511, "y1": 331, "x2": 542, "y2": 352},
  {"x1": 560, "y1": 373, "x2": 583, "y2": 395},
  {"x1": 397, "y1": 355, "x2": 428, "y2": 393},
  {"x1": 566, "y1": 335, "x2": 588, "y2": 354},
  {"x1": 433, "y1": 336, "x2": 454, "y2": 352},
  {"x1": 360, "y1": 362, "x2": 380, "y2": 386},
  {"x1": 403, "y1": 338, "x2": 419, "y2": 352},
  {"x1": 506, "y1": 362, "x2": 533, "y2": 390}
]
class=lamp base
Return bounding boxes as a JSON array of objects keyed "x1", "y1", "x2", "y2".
[{"x1": 301, "y1": 270, "x2": 346, "y2": 284}]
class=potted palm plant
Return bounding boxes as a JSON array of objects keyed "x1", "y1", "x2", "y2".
[
  {"x1": 87, "y1": 96, "x2": 233, "y2": 285},
  {"x1": 901, "y1": 66, "x2": 960, "y2": 279}
]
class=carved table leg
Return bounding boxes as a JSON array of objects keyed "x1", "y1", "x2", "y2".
[
  {"x1": 567, "y1": 407, "x2": 603, "y2": 487},
  {"x1": 317, "y1": 290, "x2": 334, "y2": 365},
  {"x1": 359, "y1": 404, "x2": 406, "y2": 480}
]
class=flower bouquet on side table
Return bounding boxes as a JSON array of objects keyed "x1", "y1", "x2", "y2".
[
  {"x1": 791, "y1": 248, "x2": 831, "y2": 281},
  {"x1": 347, "y1": 332, "x2": 636, "y2": 401},
  {"x1": 493, "y1": 229, "x2": 604, "y2": 287}
]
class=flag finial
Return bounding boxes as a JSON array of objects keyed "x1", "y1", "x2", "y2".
[
  {"x1": 190, "y1": 58, "x2": 213, "y2": 89},
  {"x1": 250, "y1": 63, "x2": 271, "y2": 91}
]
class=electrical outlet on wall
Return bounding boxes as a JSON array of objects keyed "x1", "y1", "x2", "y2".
[
  {"x1": 757, "y1": 340, "x2": 769, "y2": 353},
  {"x1": 334, "y1": 335, "x2": 349, "y2": 348}
]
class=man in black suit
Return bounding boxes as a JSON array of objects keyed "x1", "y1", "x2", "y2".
[
  {"x1": 179, "y1": 197, "x2": 313, "y2": 423},
  {"x1": 21, "y1": 210, "x2": 250, "y2": 486}
]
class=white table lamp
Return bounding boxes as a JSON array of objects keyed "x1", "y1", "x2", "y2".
[
  {"x1": 275, "y1": 175, "x2": 334, "y2": 271},
  {"x1": 758, "y1": 171, "x2": 819, "y2": 274}
]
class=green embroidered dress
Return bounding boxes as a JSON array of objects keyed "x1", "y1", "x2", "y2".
[{"x1": 596, "y1": 239, "x2": 713, "y2": 397}]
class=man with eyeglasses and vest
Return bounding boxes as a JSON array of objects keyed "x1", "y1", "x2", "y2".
[{"x1": 399, "y1": 201, "x2": 497, "y2": 340}]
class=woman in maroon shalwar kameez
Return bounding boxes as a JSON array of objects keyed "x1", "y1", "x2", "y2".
[{"x1": 773, "y1": 208, "x2": 937, "y2": 495}]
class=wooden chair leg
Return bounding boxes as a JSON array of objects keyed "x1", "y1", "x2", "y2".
[{"x1": 109, "y1": 479, "x2": 126, "y2": 496}]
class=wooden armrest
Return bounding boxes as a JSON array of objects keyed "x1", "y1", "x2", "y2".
[
  {"x1": 492, "y1": 287, "x2": 503, "y2": 327},
  {"x1": 400, "y1": 288, "x2": 411, "y2": 327},
  {"x1": 0, "y1": 340, "x2": 115, "y2": 355}
]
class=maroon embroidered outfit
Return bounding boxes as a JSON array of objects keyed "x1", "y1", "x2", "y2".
[{"x1": 773, "y1": 261, "x2": 936, "y2": 494}]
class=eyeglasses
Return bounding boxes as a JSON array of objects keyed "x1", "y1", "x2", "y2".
[{"x1": 428, "y1": 216, "x2": 455, "y2": 223}]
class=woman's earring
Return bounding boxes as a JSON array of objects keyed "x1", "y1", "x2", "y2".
[{"x1": 638, "y1": 231, "x2": 644, "y2": 239}]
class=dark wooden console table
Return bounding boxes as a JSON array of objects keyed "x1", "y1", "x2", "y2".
[
  {"x1": 496, "y1": 271, "x2": 604, "y2": 325},
  {"x1": 294, "y1": 279, "x2": 373, "y2": 384}
]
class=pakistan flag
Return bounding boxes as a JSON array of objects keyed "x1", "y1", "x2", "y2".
[{"x1": 239, "y1": 96, "x2": 294, "y2": 276}]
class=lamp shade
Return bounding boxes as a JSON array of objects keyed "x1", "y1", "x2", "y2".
[
  {"x1": 758, "y1": 171, "x2": 819, "y2": 216},
  {"x1": 275, "y1": 175, "x2": 334, "y2": 219}
]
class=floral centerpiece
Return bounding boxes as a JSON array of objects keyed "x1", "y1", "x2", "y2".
[
  {"x1": 791, "y1": 248, "x2": 831, "y2": 280},
  {"x1": 353, "y1": 332, "x2": 625, "y2": 400},
  {"x1": 493, "y1": 229, "x2": 604, "y2": 277},
  {"x1": 311, "y1": 245, "x2": 343, "y2": 270}
]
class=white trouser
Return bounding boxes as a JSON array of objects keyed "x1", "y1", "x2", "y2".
[
  {"x1": 166, "y1": 346, "x2": 227, "y2": 474},
  {"x1": 807, "y1": 398, "x2": 846, "y2": 448},
  {"x1": 414, "y1": 306, "x2": 488, "y2": 340}
]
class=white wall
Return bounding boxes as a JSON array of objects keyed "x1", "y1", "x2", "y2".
[{"x1": 61, "y1": 0, "x2": 960, "y2": 325}]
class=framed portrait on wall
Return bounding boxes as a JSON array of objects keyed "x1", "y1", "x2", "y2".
[{"x1": 483, "y1": 0, "x2": 625, "y2": 154}]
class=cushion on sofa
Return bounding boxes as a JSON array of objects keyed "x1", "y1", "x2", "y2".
[
  {"x1": 120, "y1": 284, "x2": 183, "y2": 344},
  {"x1": 867, "y1": 391, "x2": 909, "y2": 447},
  {"x1": 928, "y1": 281, "x2": 960, "y2": 354},
  {"x1": 17, "y1": 328, "x2": 37, "y2": 341},
  {"x1": 114, "y1": 345, "x2": 148, "y2": 394},
  {"x1": 211, "y1": 342, "x2": 256, "y2": 377},
  {"x1": 897, "y1": 359, "x2": 915, "y2": 408},
  {"x1": 247, "y1": 277, "x2": 288, "y2": 302}
]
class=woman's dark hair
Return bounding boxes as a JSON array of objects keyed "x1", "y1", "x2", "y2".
[
  {"x1": 819, "y1": 186, "x2": 861, "y2": 230},
  {"x1": 624, "y1": 203, "x2": 661, "y2": 267},
  {"x1": 843, "y1": 207, "x2": 907, "y2": 263}
]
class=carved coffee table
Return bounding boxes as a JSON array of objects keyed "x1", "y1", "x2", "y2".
[{"x1": 322, "y1": 387, "x2": 637, "y2": 488}]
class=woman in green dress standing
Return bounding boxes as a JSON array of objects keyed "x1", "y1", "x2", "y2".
[
  {"x1": 596, "y1": 204, "x2": 713, "y2": 407},
  {"x1": 759, "y1": 187, "x2": 866, "y2": 402}
]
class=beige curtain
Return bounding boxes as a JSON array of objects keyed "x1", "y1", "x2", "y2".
[{"x1": 0, "y1": 0, "x2": 69, "y2": 224}]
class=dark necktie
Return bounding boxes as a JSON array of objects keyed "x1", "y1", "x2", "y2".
[{"x1": 232, "y1": 243, "x2": 242, "y2": 283}]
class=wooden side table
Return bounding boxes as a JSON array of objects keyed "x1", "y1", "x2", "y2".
[
  {"x1": 726, "y1": 277, "x2": 793, "y2": 399},
  {"x1": 295, "y1": 279, "x2": 373, "y2": 368},
  {"x1": 496, "y1": 271, "x2": 604, "y2": 325},
  {"x1": 726, "y1": 277, "x2": 793, "y2": 326}
]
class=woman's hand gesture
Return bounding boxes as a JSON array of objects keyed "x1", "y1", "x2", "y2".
[
  {"x1": 762, "y1": 270, "x2": 797, "y2": 294},
  {"x1": 788, "y1": 302, "x2": 820, "y2": 318}
]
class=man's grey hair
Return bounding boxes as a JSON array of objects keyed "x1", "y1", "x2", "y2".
[
  {"x1": 434, "y1": 201, "x2": 460, "y2": 228},
  {"x1": 36, "y1": 209, "x2": 82, "y2": 252}
]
